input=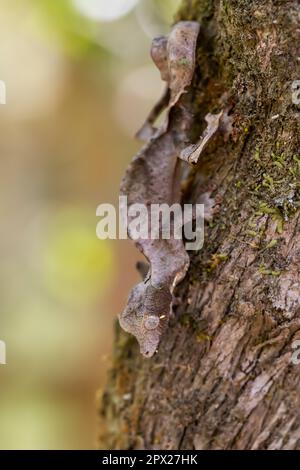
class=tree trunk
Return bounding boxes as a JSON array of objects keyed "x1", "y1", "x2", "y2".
[{"x1": 99, "y1": 0, "x2": 300, "y2": 450}]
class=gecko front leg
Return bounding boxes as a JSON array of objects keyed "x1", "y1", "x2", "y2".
[{"x1": 180, "y1": 112, "x2": 223, "y2": 165}]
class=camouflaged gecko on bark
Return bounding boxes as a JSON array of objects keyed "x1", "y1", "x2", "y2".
[{"x1": 119, "y1": 22, "x2": 221, "y2": 358}]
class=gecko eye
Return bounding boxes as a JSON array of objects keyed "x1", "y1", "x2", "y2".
[{"x1": 144, "y1": 316, "x2": 160, "y2": 331}]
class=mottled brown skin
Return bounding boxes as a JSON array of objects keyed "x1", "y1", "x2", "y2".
[{"x1": 119, "y1": 22, "x2": 200, "y2": 357}]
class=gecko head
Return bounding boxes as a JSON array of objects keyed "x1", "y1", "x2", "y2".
[{"x1": 119, "y1": 282, "x2": 172, "y2": 358}]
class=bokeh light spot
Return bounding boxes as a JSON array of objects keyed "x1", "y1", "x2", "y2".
[{"x1": 73, "y1": 0, "x2": 139, "y2": 22}]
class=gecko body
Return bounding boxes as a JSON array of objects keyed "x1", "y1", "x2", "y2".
[{"x1": 119, "y1": 22, "x2": 202, "y2": 357}]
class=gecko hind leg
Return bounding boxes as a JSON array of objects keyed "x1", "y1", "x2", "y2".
[{"x1": 135, "y1": 88, "x2": 170, "y2": 142}]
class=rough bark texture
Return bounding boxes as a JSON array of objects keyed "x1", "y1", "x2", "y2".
[{"x1": 99, "y1": 0, "x2": 300, "y2": 450}]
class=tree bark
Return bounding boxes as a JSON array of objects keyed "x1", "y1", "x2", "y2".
[{"x1": 99, "y1": 0, "x2": 300, "y2": 450}]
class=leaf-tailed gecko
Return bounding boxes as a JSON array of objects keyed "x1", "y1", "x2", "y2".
[{"x1": 119, "y1": 22, "x2": 221, "y2": 357}]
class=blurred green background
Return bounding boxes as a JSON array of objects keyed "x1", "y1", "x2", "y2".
[{"x1": 0, "y1": 0, "x2": 181, "y2": 449}]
